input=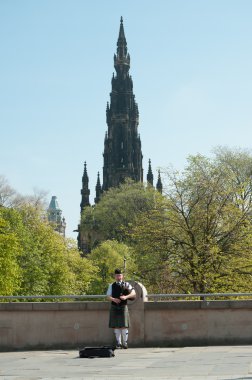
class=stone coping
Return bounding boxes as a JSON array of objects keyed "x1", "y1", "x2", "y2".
[
  {"x1": 145, "y1": 299, "x2": 252, "y2": 309},
  {"x1": 0, "y1": 299, "x2": 252, "y2": 311},
  {"x1": 0, "y1": 301, "x2": 110, "y2": 311}
]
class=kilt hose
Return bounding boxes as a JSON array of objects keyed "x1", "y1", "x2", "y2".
[{"x1": 109, "y1": 304, "x2": 130, "y2": 328}]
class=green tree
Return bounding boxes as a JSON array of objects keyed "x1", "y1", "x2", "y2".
[
  {"x1": 214, "y1": 146, "x2": 252, "y2": 212},
  {"x1": 0, "y1": 211, "x2": 22, "y2": 295},
  {"x1": 63, "y1": 239, "x2": 98, "y2": 294},
  {"x1": 1, "y1": 205, "x2": 97, "y2": 297},
  {"x1": 87, "y1": 240, "x2": 135, "y2": 294},
  {"x1": 130, "y1": 150, "x2": 252, "y2": 294},
  {"x1": 80, "y1": 180, "x2": 162, "y2": 250},
  {"x1": 17, "y1": 206, "x2": 98, "y2": 296}
]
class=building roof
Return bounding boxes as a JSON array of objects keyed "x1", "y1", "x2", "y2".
[{"x1": 48, "y1": 196, "x2": 61, "y2": 211}]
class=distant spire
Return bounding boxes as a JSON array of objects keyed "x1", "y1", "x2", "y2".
[
  {"x1": 147, "y1": 159, "x2": 154, "y2": 186},
  {"x1": 95, "y1": 172, "x2": 103, "y2": 204},
  {"x1": 117, "y1": 16, "x2": 127, "y2": 56},
  {"x1": 114, "y1": 16, "x2": 130, "y2": 73},
  {"x1": 156, "y1": 170, "x2": 163, "y2": 194},
  {"x1": 80, "y1": 161, "x2": 90, "y2": 211},
  {"x1": 106, "y1": 102, "x2": 110, "y2": 124},
  {"x1": 83, "y1": 162, "x2": 88, "y2": 183}
]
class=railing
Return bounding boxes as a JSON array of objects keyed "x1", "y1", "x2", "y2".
[
  {"x1": 147, "y1": 293, "x2": 252, "y2": 301},
  {"x1": 0, "y1": 295, "x2": 106, "y2": 302},
  {"x1": 0, "y1": 293, "x2": 252, "y2": 302}
]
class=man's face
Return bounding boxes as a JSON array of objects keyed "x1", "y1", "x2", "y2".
[{"x1": 115, "y1": 273, "x2": 123, "y2": 282}]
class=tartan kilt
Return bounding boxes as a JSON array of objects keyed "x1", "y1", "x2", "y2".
[{"x1": 109, "y1": 304, "x2": 130, "y2": 328}]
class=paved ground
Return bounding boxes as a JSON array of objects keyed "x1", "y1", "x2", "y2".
[{"x1": 0, "y1": 346, "x2": 252, "y2": 379}]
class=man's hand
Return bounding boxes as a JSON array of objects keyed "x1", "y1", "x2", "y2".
[
  {"x1": 113, "y1": 297, "x2": 121, "y2": 304},
  {"x1": 119, "y1": 295, "x2": 127, "y2": 301}
]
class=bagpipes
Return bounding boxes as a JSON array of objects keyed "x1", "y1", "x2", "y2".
[{"x1": 121, "y1": 281, "x2": 136, "y2": 301}]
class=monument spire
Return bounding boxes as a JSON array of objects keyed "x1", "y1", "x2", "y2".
[
  {"x1": 117, "y1": 16, "x2": 127, "y2": 59},
  {"x1": 103, "y1": 17, "x2": 143, "y2": 191},
  {"x1": 147, "y1": 159, "x2": 154, "y2": 186},
  {"x1": 156, "y1": 170, "x2": 163, "y2": 194},
  {"x1": 80, "y1": 162, "x2": 90, "y2": 211},
  {"x1": 95, "y1": 172, "x2": 102, "y2": 204}
]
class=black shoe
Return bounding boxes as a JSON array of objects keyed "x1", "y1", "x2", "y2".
[
  {"x1": 122, "y1": 343, "x2": 128, "y2": 349},
  {"x1": 115, "y1": 344, "x2": 122, "y2": 349}
]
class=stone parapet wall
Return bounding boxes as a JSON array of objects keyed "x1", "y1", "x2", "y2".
[
  {"x1": 0, "y1": 284, "x2": 251, "y2": 350},
  {"x1": 144, "y1": 300, "x2": 252, "y2": 346}
]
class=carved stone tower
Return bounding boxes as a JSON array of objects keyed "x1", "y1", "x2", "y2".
[
  {"x1": 156, "y1": 170, "x2": 163, "y2": 194},
  {"x1": 77, "y1": 17, "x2": 163, "y2": 253},
  {"x1": 47, "y1": 196, "x2": 66, "y2": 237},
  {"x1": 80, "y1": 162, "x2": 90, "y2": 212},
  {"x1": 103, "y1": 17, "x2": 143, "y2": 191},
  {"x1": 147, "y1": 159, "x2": 154, "y2": 186}
]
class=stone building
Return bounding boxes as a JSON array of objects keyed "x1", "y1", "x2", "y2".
[
  {"x1": 77, "y1": 18, "x2": 162, "y2": 253},
  {"x1": 47, "y1": 196, "x2": 66, "y2": 237}
]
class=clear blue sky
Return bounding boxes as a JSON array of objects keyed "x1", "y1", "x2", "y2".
[{"x1": 1, "y1": 0, "x2": 252, "y2": 238}]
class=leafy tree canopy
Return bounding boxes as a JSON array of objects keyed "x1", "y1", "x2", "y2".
[
  {"x1": 0, "y1": 205, "x2": 97, "y2": 297},
  {"x1": 87, "y1": 240, "x2": 135, "y2": 294},
  {"x1": 130, "y1": 148, "x2": 252, "y2": 293},
  {"x1": 80, "y1": 179, "x2": 163, "y2": 249}
]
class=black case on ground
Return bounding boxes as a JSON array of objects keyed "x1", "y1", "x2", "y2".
[{"x1": 79, "y1": 346, "x2": 115, "y2": 358}]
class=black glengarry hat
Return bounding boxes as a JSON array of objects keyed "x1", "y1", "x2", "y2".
[{"x1": 114, "y1": 268, "x2": 122, "y2": 274}]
